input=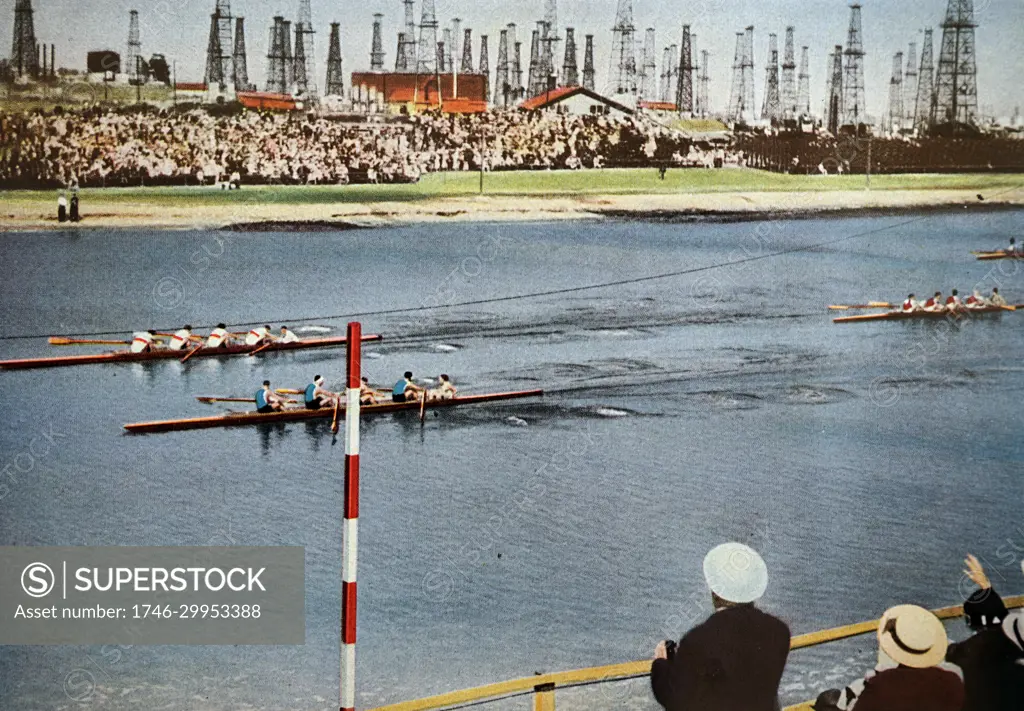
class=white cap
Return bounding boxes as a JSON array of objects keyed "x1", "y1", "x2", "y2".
[{"x1": 703, "y1": 542, "x2": 769, "y2": 604}]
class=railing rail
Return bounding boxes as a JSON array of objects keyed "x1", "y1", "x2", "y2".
[{"x1": 367, "y1": 594, "x2": 1023, "y2": 711}]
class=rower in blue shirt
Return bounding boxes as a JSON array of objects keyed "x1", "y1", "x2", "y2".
[
  {"x1": 304, "y1": 375, "x2": 340, "y2": 410},
  {"x1": 255, "y1": 380, "x2": 287, "y2": 414},
  {"x1": 392, "y1": 371, "x2": 425, "y2": 403}
]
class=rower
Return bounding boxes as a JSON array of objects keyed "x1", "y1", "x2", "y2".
[
  {"x1": 1009, "y1": 237, "x2": 1018, "y2": 255},
  {"x1": 990, "y1": 288, "x2": 1008, "y2": 307},
  {"x1": 206, "y1": 323, "x2": 232, "y2": 348},
  {"x1": 429, "y1": 374, "x2": 458, "y2": 401},
  {"x1": 255, "y1": 380, "x2": 287, "y2": 414},
  {"x1": 130, "y1": 330, "x2": 159, "y2": 353},
  {"x1": 245, "y1": 324, "x2": 273, "y2": 347},
  {"x1": 360, "y1": 377, "x2": 381, "y2": 405},
  {"x1": 922, "y1": 291, "x2": 944, "y2": 312},
  {"x1": 945, "y1": 289, "x2": 963, "y2": 311},
  {"x1": 964, "y1": 290, "x2": 989, "y2": 310},
  {"x1": 304, "y1": 375, "x2": 340, "y2": 410},
  {"x1": 901, "y1": 294, "x2": 920, "y2": 312},
  {"x1": 392, "y1": 371, "x2": 425, "y2": 403},
  {"x1": 279, "y1": 325, "x2": 301, "y2": 344},
  {"x1": 168, "y1": 325, "x2": 195, "y2": 351}
]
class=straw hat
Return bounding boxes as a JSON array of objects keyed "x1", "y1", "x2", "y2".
[
  {"x1": 877, "y1": 605, "x2": 948, "y2": 668},
  {"x1": 703, "y1": 542, "x2": 768, "y2": 604}
]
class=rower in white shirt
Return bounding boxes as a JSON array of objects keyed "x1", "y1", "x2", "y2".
[
  {"x1": 429, "y1": 374, "x2": 458, "y2": 401},
  {"x1": 206, "y1": 323, "x2": 232, "y2": 348},
  {"x1": 168, "y1": 325, "x2": 195, "y2": 351},
  {"x1": 130, "y1": 330, "x2": 159, "y2": 353},
  {"x1": 945, "y1": 289, "x2": 963, "y2": 311},
  {"x1": 245, "y1": 325, "x2": 273, "y2": 347},
  {"x1": 989, "y1": 288, "x2": 1008, "y2": 307},
  {"x1": 279, "y1": 325, "x2": 301, "y2": 344}
]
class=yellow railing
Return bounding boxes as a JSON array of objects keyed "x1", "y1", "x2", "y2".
[{"x1": 368, "y1": 594, "x2": 1023, "y2": 711}]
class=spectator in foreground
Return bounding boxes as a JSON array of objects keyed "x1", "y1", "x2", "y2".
[
  {"x1": 814, "y1": 604, "x2": 964, "y2": 711},
  {"x1": 650, "y1": 542, "x2": 790, "y2": 711}
]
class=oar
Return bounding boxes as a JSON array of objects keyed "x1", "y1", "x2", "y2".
[
  {"x1": 180, "y1": 343, "x2": 205, "y2": 363},
  {"x1": 331, "y1": 397, "x2": 341, "y2": 435},
  {"x1": 248, "y1": 340, "x2": 275, "y2": 357},
  {"x1": 49, "y1": 337, "x2": 131, "y2": 346},
  {"x1": 828, "y1": 302, "x2": 892, "y2": 311},
  {"x1": 420, "y1": 389, "x2": 428, "y2": 425},
  {"x1": 196, "y1": 396, "x2": 298, "y2": 405}
]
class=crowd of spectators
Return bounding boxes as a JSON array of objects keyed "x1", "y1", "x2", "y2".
[{"x1": 0, "y1": 105, "x2": 725, "y2": 189}]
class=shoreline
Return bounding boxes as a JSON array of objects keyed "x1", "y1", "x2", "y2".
[{"x1": 2, "y1": 187, "x2": 1022, "y2": 232}]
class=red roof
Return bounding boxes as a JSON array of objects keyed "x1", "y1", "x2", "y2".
[
  {"x1": 175, "y1": 82, "x2": 207, "y2": 91},
  {"x1": 519, "y1": 85, "x2": 633, "y2": 114},
  {"x1": 639, "y1": 100, "x2": 677, "y2": 111}
]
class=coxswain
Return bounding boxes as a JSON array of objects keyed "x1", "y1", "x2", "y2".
[
  {"x1": 392, "y1": 371, "x2": 425, "y2": 403},
  {"x1": 168, "y1": 325, "x2": 195, "y2": 351},
  {"x1": 206, "y1": 323, "x2": 232, "y2": 348},
  {"x1": 429, "y1": 374, "x2": 458, "y2": 401},
  {"x1": 964, "y1": 290, "x2": 989, "y2": 310},
  {"x1": 990, "y1": 288, "x2": 1008, "y2": 307},
  {"x1": 255, "y1": 380, "x2": 287, "y2": 413},
  {"x1": 360, "y1": 377, "x2": 381, "y2": 405},
  {"x1": 279, "y1": 325, "x2": 301, "y2": 344},
  {"x1": 245, "y1": 324, "x2": 273, "y2": 347},
  {"x1": 922, "y1": 291, "x2": 944, "y2": 312},
  {"x1": 945, "y1": 289, "x2": 963, "y2": 311},
  {"x1": 304, "y1": 375, "x2": 340, "y2": 410},
  {"x1": 57, "y1": 192, "x2": 68, "y2": 223},
  {"x1": 900, "y1": 294, "x2": 920, "y2": 312},
  {"x1": 130, "y1": 330, "x2": 159, "y2": 353}
]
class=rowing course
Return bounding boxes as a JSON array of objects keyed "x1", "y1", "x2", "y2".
[{"x1": 0, "y1": 210, "x2": 1022, "y2": 710}]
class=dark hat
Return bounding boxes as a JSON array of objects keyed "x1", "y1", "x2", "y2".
[
  {"x1": 217, "y1": 323, "x2": 227, "y2": 329},
  {"x1": 952, "y1": 289, "x2": 959, "y2": 296},
  {"x1": 184, "y1": 325, "x2": 192, "y2": 330},
  {"x1": 263, "y1": 380, "x2": 271, "y2": 387},
  {"x1": 964, "y1": 588, "x2": 1008, "y2": 631},
  {"x1": 404, "y1": 371, "x2": 413, "y2": 379}
]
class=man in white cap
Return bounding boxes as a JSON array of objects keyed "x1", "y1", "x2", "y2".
[
  {"x1": 815, "y1": 604, "x2": 963, "y2": 711},
  {"x1": 650, "y1": 542, "x2": 790, "y2": 711}
]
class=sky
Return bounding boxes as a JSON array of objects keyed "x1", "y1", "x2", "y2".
[{"x1": 3, "y1": 0, "x2": 1023, "y2": 118}]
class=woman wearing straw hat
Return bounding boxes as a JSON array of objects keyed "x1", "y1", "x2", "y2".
[
  {"x1": 814, "y1": 604, "x2": 964, "y2": 711},
  {"x1": 650, "y1": 542, "x2": 790, "y2": 711}
]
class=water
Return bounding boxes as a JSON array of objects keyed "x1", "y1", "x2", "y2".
[{"x1": 1, "y1": 210, "x2": 1023, "y2": 710}]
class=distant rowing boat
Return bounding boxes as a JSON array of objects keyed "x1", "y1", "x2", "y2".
[
  {"x1": 123, "y1": 389, "x2": 544, "y2": 434},
  {"x1": 0, "y1": 335, "x2": 382, "y2": 371},
  {"x1": 974, "y1": 251, "x2": 1023, "y2": 261},
  {"x1": 833, "y1": 305, "x2": 1017, "y2": 324}
]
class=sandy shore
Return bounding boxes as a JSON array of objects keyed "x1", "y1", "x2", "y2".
[{"x1": 1, "y1": 189, "x2": 1021, "y2": 231}]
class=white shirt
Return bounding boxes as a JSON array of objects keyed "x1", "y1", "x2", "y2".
[
  {"x1": 130, "y1": 332, "x2": 154, "y2": 354},
  {"x1": 169, "y1": 329, "x2": 192, "y2": 351},
  {"x1": 279, "y1": 329, "x2": 301, "y2": 344},
  {"x1": 245, "y1": 327, "x2": 269, "y2": 347},
  {"x1": 206, "y1": 327, "x2": 229, "y2": 348}
]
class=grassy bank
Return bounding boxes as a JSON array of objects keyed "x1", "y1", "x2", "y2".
[{"x1": 2, "y1": 169, "x2": 1022, "y2": 208}]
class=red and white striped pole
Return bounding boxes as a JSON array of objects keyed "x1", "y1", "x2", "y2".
[{"x1": 341, "y1": 321, "x2": 361, "y2": 711}]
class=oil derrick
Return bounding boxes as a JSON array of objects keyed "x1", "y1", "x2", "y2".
[
  {"x1": 563, "y1": 27, "x2": 579, "y2": 87},
  {"x1": 762, "y1": 33, "x2": 781, "y2": 121},
  {"x1": 12, "y1": 0, "x2": 39, "y2": 78},
  {"x1": 915, "y1": 29, "x2": 935, "y2": 131},
  {"x1": 451, "y1": 18, "x2": 462, "y2": 72},
  {"x1": 540, "y1": 0, "x2": 560, "y2": 91},
  {"x1": 205, "y1": 13, "x2": 225, "y2": 88},
  {"x1": 127, "y1": 10, "x2": 142, "y2": 84},
  {"x1": 205, "y1": 0, "x2": 233, "y2": 91},
  {"x1": 442, "y1": 28, "x2": 453, "y2": 71},
  {"x1": 903, "y1": 42, "x2": 918, "y2": 128},
  {"x1": 797, "y1": 46, "x2": 811, "y2": 116},
  {"x1": 660, "y1": 47, "x2": 671, "y2": 101},
  {"x1": 639, "y1": 28, "x2": 656, "y2": 100},
  {"x1": 887, "y1": 51, "x2": 904, "y2": 132},
  {"x1": 296, "y1": 0, "x2": 316, "y2": 96},
  {"x1": 666, "y1": 44, "x2": 679, "y2": 105},
  {"x1": 727, "y1": 33, "x2": 744, "y2": 121},
  {"x1": 583, "y1": 34, "x2": 595, "y2": 91},
  {"x1": 609, "y1": 0, "x2": 637, "y2": 96},
  {"x1": 282, "y1": 20, "x2": 293, "y2": 92},
  {"x1": 841, "y1": 4, "x2": 866, "y2": 128},
  {"x1": 527, "y1": 27, "x2": 540, "y2": 96},
  {"x1": 495, "y1": 29, "x2": 510, "y2": 105},
  {"x1": 371, "y1": 14, "x2": 386, "y2": 71},
  {"x1": 677, "y1": 25, "x2": 693, "y2": 115},
  {"x1": 233, "y1": 17, "x2": 253, "y2": 91},
  {"x1": 825, "y1": 45, "x2": 844, "y2": 133},
  {"x1": 395, "y1": 33, "x2": 407, "y2": 70},
  {"x1": 781, "y1": 27, "x2": 797, "y2": 119},
  {"x1": 741, "y1": 26, "x2": 755, "y2": 121},
  {"x1": 698, "y1": 49, "x2": 710, "y2": 116},
  {"x1": 461, "y1": 29, "x2": 474, "y2": 73},
  {"x1": 417, "y1": 0, "x2": 439, "y2": 73},
  {"x1": 513, "y1": 39, "x2": 525, "y2": 100},
  {"x1": 266, "y1": 16, "x2": 286, "y2": 93},
  {"x1": 479, "y1": 34, "x2": 490, "y2": 99},
  {"x1": 401, "y1": 0, "x2": 416, "y2": 70},
  {"x1": 325, "y1": 22, "x2": 344, "y2": 97},
  {"x1": 935, "y1": 0, "x2": 978, "y2": 128}
]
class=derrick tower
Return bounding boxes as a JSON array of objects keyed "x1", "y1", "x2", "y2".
[
  {"x1": 660, "y1": 46, "x2": 671, "y2": 102},
  {"x1": 677, "y1": 25, "x2": 694, "y2": 115},
  {"x1": 417, "y1": 0, "x2": 439, "y2": 73},
  {"x1": 282, "y1": 19, "x2": 293, "y2": 92},
  {"x1": 563, "y1": 27, "x2": 579, "y2": 87},
  {"x1": 295, "y1": 0, "x2": 316, "y2": 96},
  {"x1": 608, "y1": 0, "x2": 637, "y2": 96},
  {"x1": 510, "y1": 24, "x2": 524, "y2": 99},
  {"x1": 371, "y1": 14, "x2": 386, "y2": 71},
  {"x1": 462, "y1": 28, "x2": 474, "y2": 73},
  {"x1": 915, "y1": 28, "x2": 936, "y2": 131},
  {"x1": 887, "y1": 51, "x2": 904, "y2": 132},
  {"x1": 540, "y1": 0, "x2": 560, "y2": 91},
  {"x1": 205, "y1": 0, "x2": 233, "y2": 91},
  {"x1": 797, "y1": 46, "x2": 811, "y2": 116},
  {"x1": 266, "y1": 16, "x2": 286, "y2": 93},
  {"x1": 326, "y1": 22, "x2": 344, "y2": 96},
  {"x1": 583, "y1": 34, "x2": 595, "y2": 91},
  {"x1": 400, "y1": 0, "x2": 416, "y2": 70},
  {"x1": 639, "y1": 28, "x2": 656, "y2": 100},
  {"x1": 698, "y1": 49, "x2": 710, "y2": 116},
  {"x1": 11, "y1": 0, "x2": 39, "y2": 78},
  {"x1": 479, "y1": 34, "x2": 490, "y2": 98},
  {"x1": 233, "y1": 17, "x2": 253, "y2": 91},
  {"x1": 741, "y1": 26, "x2": 755, "y2": 120},
  {"x1": 127, "y1": 10, "x2": 142, "y2": 84},
  {"x1": 935, "y1": 0, "x2": 978, "y2": 127},
  {"x1": 442, "y1": 27, "x2": 453, "y2": 72},
  {"x1": 841, "y1": 3, "x2": 866, "y2": 127},
  {"x1": 904, "y1": 42, "x2": 918, "y2": 128},
  {"x1": 825, "y1": 44, "x2": 844, "y2": 133},
  {"x1": 762, "y1": 33, "x2": 781, "y2": 121},
  {"x1": 495, "y1": 29, "x2": 511, "y2": 105},
  {"x1": 781, "y1": 27, "x2": 797, "y2": 119},
  {"x1": 527, "y1": 28, "x2": 540, "y2": 96},
  {"x1": 727, "y1": 32, "x2": 744, "y2": 121}
]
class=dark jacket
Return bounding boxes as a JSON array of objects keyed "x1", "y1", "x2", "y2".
[
  {"x1": 850, "y1": 666, "x2": 964, "y2": 711},
  {"x1": 650, "y1": 604, "x2": 790, "y2": 711},
  {"x1": 947, "y1": 628, "x2": 1024, "y2": 711}
]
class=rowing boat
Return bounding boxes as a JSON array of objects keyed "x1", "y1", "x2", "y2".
[
  {"x1": 833, "y1": 305, "x2": 1016, "y2": 324},
  {"x1": 974, "y1": 251, "x2": 1023, "y2": 261},
  {"x1": 124, "y1": 389, "x2": 544, "y2": 434},
  {"x1": 0, "y1": 335, "x2": 382, "y2": 371}
]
